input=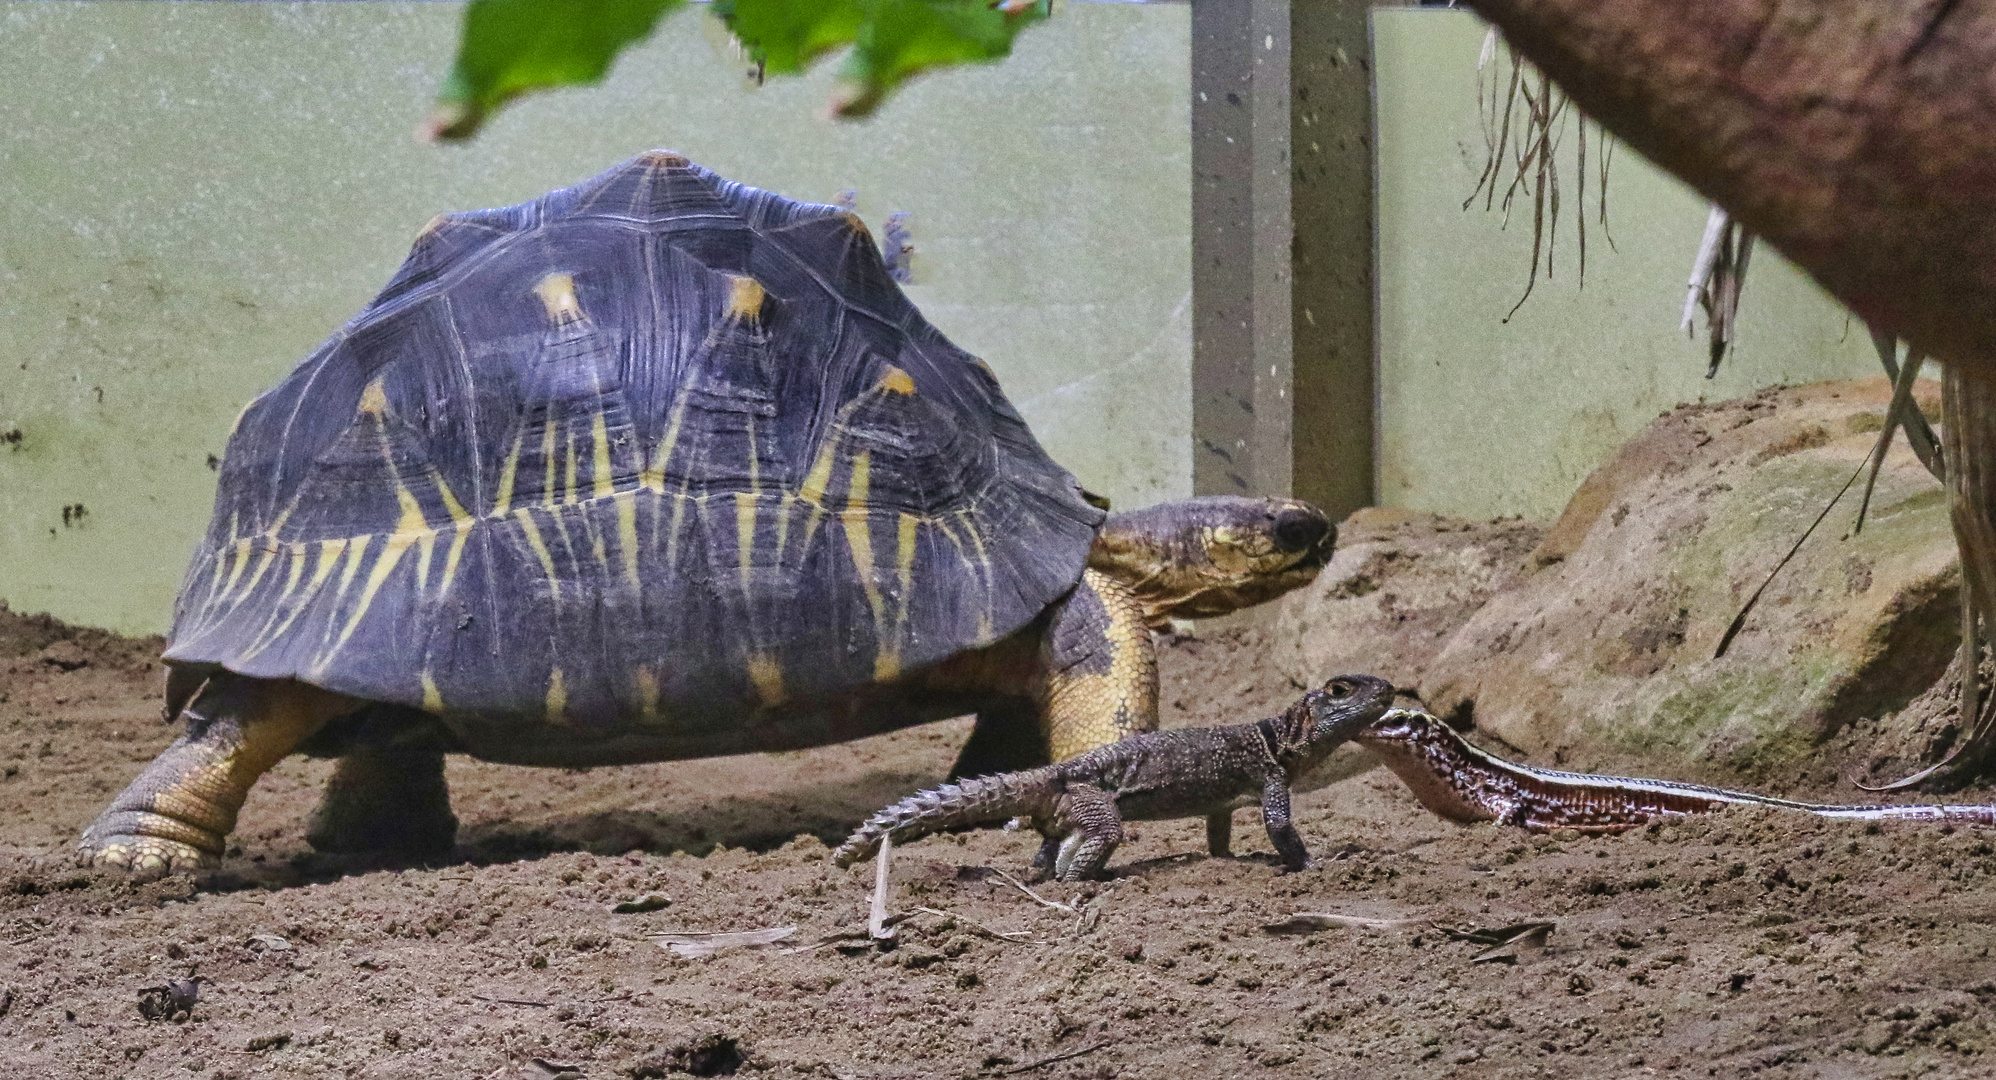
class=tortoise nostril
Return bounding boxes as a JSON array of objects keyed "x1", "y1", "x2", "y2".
[{"x1": 1272, "y1": 510, "x2": 1329, "y2": 553}]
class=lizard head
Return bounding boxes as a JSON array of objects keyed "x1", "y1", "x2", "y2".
[
  {"x1": 1275, "y1": 674, "x2": 1396, "y2": 765},
  {"x1": 1087, "y1": 496, "x2": 1335, "y2": 627}
]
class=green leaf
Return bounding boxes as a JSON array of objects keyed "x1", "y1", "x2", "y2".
[
  {"x1": 708, "y1": 0, "x2": 867, "y2": 76},
  {"x1": 833, "y1": 0, "x2": 1049, "y2": 117},
  {"x1": 703, "y1": 0, "x2": 1052, "y2": 118},
  {"x1": 430, "y1": 0, "x2": 1050, "y2": 139},
  {"x1": 427, "y1": 0, "x2": 687, "y2": 142}
]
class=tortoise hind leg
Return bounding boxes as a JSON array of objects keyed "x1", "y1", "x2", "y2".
[
  {"x1": 947, "y1": 699, "x2": 1049, "y2": 780},
  {"x1": 306, "y1": 748, "x2": 457, "y2": 856},
  {"x1": 78, "y1": 674, "x2": 358, "y2": 879}
]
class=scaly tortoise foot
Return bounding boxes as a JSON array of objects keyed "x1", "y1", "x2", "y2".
[{"x1": 77, "y1": 810, "x2": 220, "y2": 879}]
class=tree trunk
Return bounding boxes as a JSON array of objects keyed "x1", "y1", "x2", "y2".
[
  {"x1": 1466, "y1": 0, "x2": 1996, "y2": 372},
  {"x1": 1946, "y1": 362, "x2": 1996, "y2": 755}
]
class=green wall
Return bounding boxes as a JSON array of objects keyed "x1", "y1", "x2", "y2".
[
  {"x1": 0, "y1": 0, "x2": 1192, "y2": 635},
  {"x1": 1373, "y1": 9, "x2": 1879, "y2": 522},
  {"x1": 7, "y1": 3, "x2": 1890, "y2": 638}
]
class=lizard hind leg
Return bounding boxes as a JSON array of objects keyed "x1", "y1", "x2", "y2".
[
  {"x1": 78, "y1": 674, "x2": 359, "y2": 880},
  {"x1": 1050, "y1": 782, "x2": 1125, "y2": 881},
  {"x1": 1029, "y1": 831, "x2": 1063, "y2": 881}
]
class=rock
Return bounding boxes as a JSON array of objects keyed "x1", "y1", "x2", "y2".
[
  {"x1": 35, "y1": 641, "x2": 88, "y2": 671},
  {"x1": 1268, "y1": 507, "x2": 1545, "y2": 692},
  {"x1": 630, "y1": 1033, "x2": 745, "y2": 1078},
  {"x1": 1161, "y1": 510, "x2": 1543, "y2": 723},
  {"x1": 1420, "y1": 378, "x2": 1958, "y2": 780},
  {"x1": 137, "y1": 976, "x2": 201, "y2": 1021}
]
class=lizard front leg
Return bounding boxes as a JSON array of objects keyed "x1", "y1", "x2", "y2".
[
  {"x1": 1206, "y1": 811, "x2": 1234, "y2": 857},
  {"x1": 1260, "y1": 779, "x2": 1311, "y2": 872},
  {"x1": 1028, "y1": 818, "x2": 1064, "y2": 880}
]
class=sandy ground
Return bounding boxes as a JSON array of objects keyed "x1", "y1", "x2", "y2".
[{"x1": 8, "y1": 527, "x2": 1996, "y2": 1080}]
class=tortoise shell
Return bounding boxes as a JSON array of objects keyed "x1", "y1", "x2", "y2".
[{"x1": 165, "y1": 152, "x2": 1104, "y2": 740}]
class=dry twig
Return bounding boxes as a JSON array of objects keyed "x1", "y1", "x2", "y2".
[
  {"x1": 1435, "y1": 920, "x2": 1556, "y2": 964},
  {"x1": 869, "y1": 834, "x2": 895, "y2": 940},
  {"x1": 912, "y1": 906, "x2": 1041, "y2": 945},
  {"x1": 989, "y1": 868, "x2": 1075, "y2": 914},
  {"x1": 776, "y1": 914, "x2": 914, "y2": 956},
  {"x1": 1718, "y1": 324, "x2": 1948, "y2": 662},
  {"x1": 994, "y1": 1040, "x2": 1109, "y2": 1075},
  {"x1": 650, "y1": 926, "x2": 796, "y2": 958},
  {"x1": 1682, "y1": 205, "x2": 1755, "y2": 376},
  {"x1": 1854, "y1": 349, "x2": 1932, "y2": 535},
  {"x1": 1261, "y1": 912, "x2": 1426, "y2": 935},
  {"x1": 1713, "y1": 455, "x2": 1871, "y2": 659},
  {"x1": 1866, "y1": 328, "x2": 1945, "y2": 480}
]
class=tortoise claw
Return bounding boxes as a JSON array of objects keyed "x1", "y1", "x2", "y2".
[
  {"x1": 77, "y1": 809, "x2": 221, "y2": 880},
  {"x1": 76, "y1": 833, "x2": 215, "y2": 880}
]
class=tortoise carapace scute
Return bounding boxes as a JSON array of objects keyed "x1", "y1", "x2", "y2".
[{"x1": 167, "y1": 151, "x2": 1104, "y2": 745}]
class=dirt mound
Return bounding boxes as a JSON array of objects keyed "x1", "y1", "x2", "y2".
[
  {"x1": 10, "y1": 521, "x2": 1996, "y2": 1078},
  {"x1": 0, "y1": 600, "x2": 163, "y2": 677},
  {"x1": 1270, "y1": 507, "x2": 1546, "y2": 691},
  {"x1": 1423, "y1": 377, "x2": 1961, "y2": 782}
]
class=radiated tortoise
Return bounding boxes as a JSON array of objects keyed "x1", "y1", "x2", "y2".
[{"x1": 77, "y1": 152, "x2": 1336, "y2": 877}]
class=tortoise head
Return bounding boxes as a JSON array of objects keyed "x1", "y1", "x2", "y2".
[{"x1": 1086, "y1": 495, "x2": 1336, "y2": 625}]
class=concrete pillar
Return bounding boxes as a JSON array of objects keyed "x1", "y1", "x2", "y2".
[{"x1": 1192, "y1": 0, "x2": 1376, "y2": 518}]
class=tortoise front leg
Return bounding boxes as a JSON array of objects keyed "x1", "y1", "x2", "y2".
[
  {"x1": 1038, "y1": 568, "x2": 1158, "y2": 762},
  {"x1": 78, "y1": 674, "x2": 358, "y2": 878}
]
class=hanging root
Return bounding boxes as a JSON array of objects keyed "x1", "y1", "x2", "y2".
[
  {"x1": 1683, "y1": 206, "x2": 1755, "y2": 377},
  {"x1": 1869, "y1": 359, "x2": 1996, "y2": 791},
  {"x1": 1465, "y1": 28, "x2": 1615, "y2": 320}
]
